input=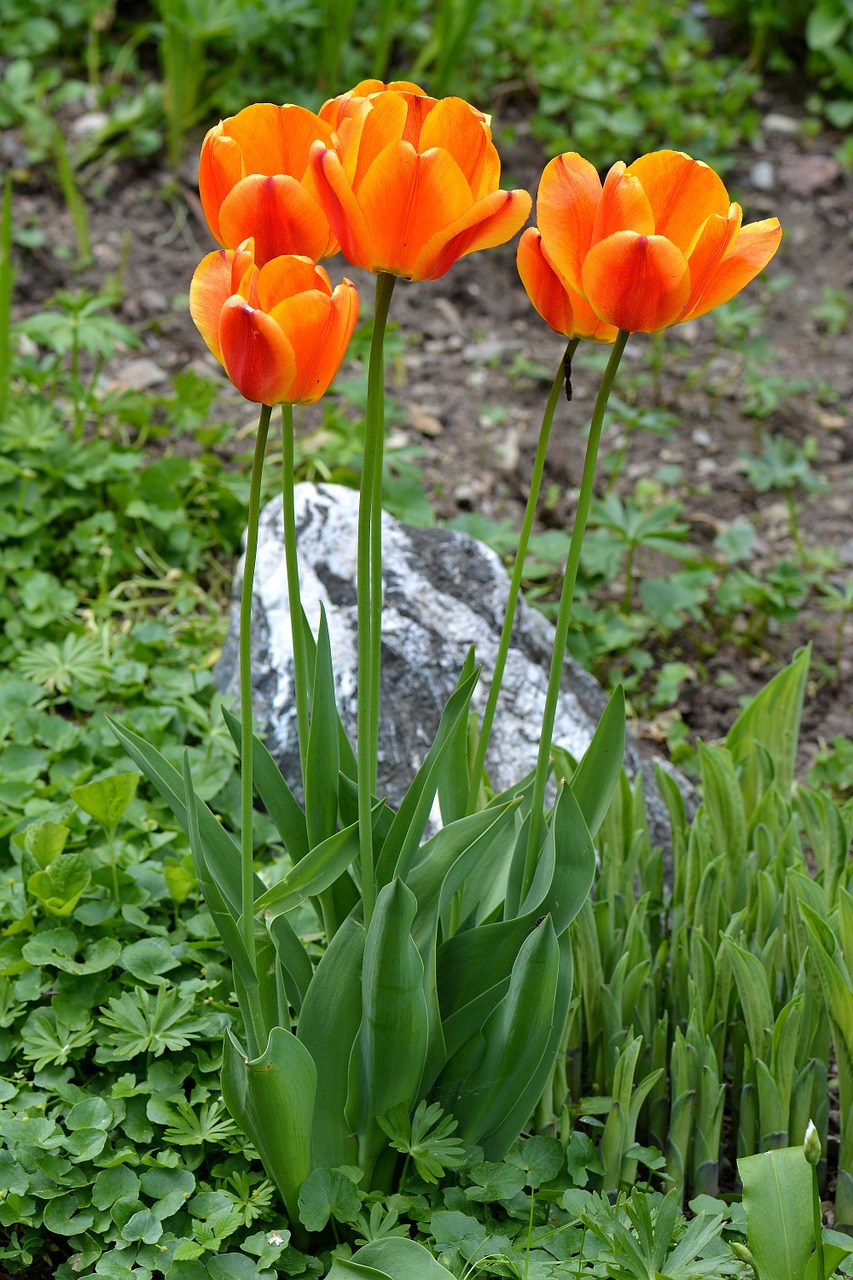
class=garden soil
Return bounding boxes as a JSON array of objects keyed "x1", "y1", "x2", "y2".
[{"x1": 8, "y1": 92, "x2": 853, "y2": 782}]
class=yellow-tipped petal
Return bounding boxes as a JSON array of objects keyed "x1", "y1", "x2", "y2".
[
  {"x1": 189, "y1": 249, "x2": 235, "y2": 362},
  {"x1": 310, "y1": 141, "x2": 375, "y2": 271},
  {"x1": 591, "y1": 162, "x2": 654, "y2": 246},
  {"x1": 626, "y1": 150, "x2": 730, "y2": 252},
  {"x1": 684, "y1": 215, "x2": 782, "y2": 322},
  {"x1": 419, "y1": 97, "x2": 499, "y2": 197},
  {"x1": 536, "y1": 152, "x2": 603, "y2": 296}
]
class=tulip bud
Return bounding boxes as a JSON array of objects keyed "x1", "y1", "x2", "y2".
[
  {"x1": 730, "y1": 1241, "x2": 755, "y2": 1265},
  {"x1": 804, "y1": 1118, "x2": 821, "y2": 1166}
]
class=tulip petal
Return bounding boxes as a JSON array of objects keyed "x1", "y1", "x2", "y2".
[
  {"x1": 189, "y1": 249, "x2": 235, "y2": 362},
  {"x1": 419, "y1": 97, "x2": 499, "y2": 198},
  {"x1": 413, "y1": 186, "x2": 531, "y2": 281},
  {"x1": 198, "y1": 131, "x2": 243, "y2": 243},
  {"x1": 684, "y1": 215, "x2": 782, "y2": 322},
  {"x1": 355, "y1": 142, "x2": 473, "y2": 277},
  {"x1": 269, "y1": 279, "x2": 359, "y2": 404},
  {"x1": 310, "y1": 142, "x2": 375, "y2": 271},
  {"x1": 222, "y1": 102, "x2": 335, "y2": 180},
  {"x1": 351, "y1": 92, "x2": 410, "y2": 189},
  {"x1": 536, "y1": 153, "x2": 603, "y2": 295},
  {"x1": 626, "y1": 150, "x2": 730, "y2": 252},
  {"x1": 582, "y1": 232, "x2": 691, "y2": 332},
  {"x1": 592, "y1": 162, "x2": 654, "y2": 246},
  {"x1": 257, "y1": 255, "x2": 332, "y2": 313},
  {"x1": 517, "y1": 230, "x2": 618, "y2": 342},
  {"x1": 218, "y1": 174, "x2": 334, "y2": 265},
  {"x1": 218, "y1": 298, "x2": 297, "y2": 405}
]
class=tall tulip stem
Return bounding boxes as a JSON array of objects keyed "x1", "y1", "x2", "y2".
[
  {"x1": 467, "y1": 338, "x2": 579, "y2": 813},
  {"x1": 358, "y1": 271, "x2": 396, "y2": 928},
  {"x1": 281, "y1": 403, "x2": 310, "y2": 781},
  {"x1": 525, "y1": 330, "x2": 630, "y2": 877},
  {"x1": 239, "y1": 401, "x2": 272, "y2": 1050}
]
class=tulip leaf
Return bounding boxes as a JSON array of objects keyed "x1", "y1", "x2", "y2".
[
  {"x1": 721, "y1": 936, "x2": 774, "y2": 1064},
  {"x1": 268, "y1": 912, "x2": 313, "y2": 1018},
  {"x1": 305, "y1": 606, "x2": 340, "y2": 848},
  {"x1": 222, "y1": 705, "x2": 309, "y2": 864},
  {"x1": 221, "y1": 1026, "x2": 316, "y2": 1228},
  {"x1": 253, "y1": 818, "x2": 362, "y2": 917},
  {"x1": 108, "y1": 715, "x2": 264, "y2": 916},
  {"x1": 558, "y1": 684, "x2": 626, "y2": 839},
  {"x1": 726, "y1": 645, "x2": 810, "y2": 805},
  {"x1": 376, "y1": 668, "x2": 480, "y2": 886},
  {"x1": 327, "y1": 1238, "x2": 456, "y2": 1280},
  {"x1": 738, "y1": 1145, "x2": 812, "y2": 1280},
  {"x1": 346, "y1": 879, "x2": 429, "y2": 1177},
  {"x1": 437, "y1": 647, "x2": 478, "y2": 826},
  {"x1": 297, "y1": 916, "x2": 364, "y2": 1171}
]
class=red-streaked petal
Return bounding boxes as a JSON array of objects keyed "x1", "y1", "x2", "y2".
[
  {"x1": 218, "y1": 298, "x2": 297, "y2": 404},
  {"x1": 221, "y1": 102, "x2": 335, "y2": 179},
  {"x1": 414, "y1": 186, "x2": 531, "y2": 280},
  {"x1": 269, "y1": 278, "x2": 359, "y2": 404},
  {"x1": 582, "y1": 232, "x2": 691, "y2": 332},
  {"x1": 257, "y1": 255, "x2": 331, "y2": 313},
  {"x1": 681, "y1": 204, "x2": 741, "y2": 317},
  {"x1": 354, "y1": 142, "x2": 473, "y2": 277},
  {"x1": 626, "y1": 150, "x2": 730, "y2": 252},
  {"x1": 310, "y1": 142, "x2": 375, "y2": 271},
  {"x1": 683, "y1": 215, "x2": 782, "y2": 322},
  {"x1": 536, "y1": 152, "x2": 603, "y2": 295},
  {"x1": 218, "y1": 174, "x2": 334, "y2": 265},
  {"x1": 189, "y1": 249, "x2": 234, "y2": 362},
  {"x1": 592, "y1": 162, "x2": 654, "y2": 245},
  {"x1": 419, "y1": 96, "x2": 499, "y2": 197},
  {"x1": 198, "y1": 130, "x2": 243, "y2": 243}
]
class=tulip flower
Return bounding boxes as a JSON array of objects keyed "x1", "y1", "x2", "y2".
[
  {"x1": 189, "y1": 238, "x2": 359, "y2": 405},
  {"x1": 198, "y1": 104, "x2": 339, "y2": 267},
  {"x1": 529, "y1": 149, "x2": 782, "y2": 334},
  {"x1": 517, "y1": 227, "x2": 617, "y2": 343},
  {"x1": 309, "y1": 86, "x2": 532, "y2": 281}
]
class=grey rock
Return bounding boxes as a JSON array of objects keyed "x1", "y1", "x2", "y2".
[{"x1": 216, "y1": 483, "x2": 692, "y2": 847}]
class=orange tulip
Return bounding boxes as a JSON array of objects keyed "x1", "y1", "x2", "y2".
[
  {"x1": 189, "y1": 239, "x2": 359, "y2": 406},
  {"x1": 309, "y1": 86, "x2": 532, "y2": 281},
  {"x1": 530, "y1": 149, "x2": 782, "y2": 333},
  {"x1": 198, "y1": 103, "x2": 339, "y2": 267},
  {"x1": 517, "y1": 227, "x2": 617, "y2": 343}
]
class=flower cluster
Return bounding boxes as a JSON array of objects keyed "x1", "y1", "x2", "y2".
[{"x1": 189, "y1": 79, "x2": 781, "y2": 401}]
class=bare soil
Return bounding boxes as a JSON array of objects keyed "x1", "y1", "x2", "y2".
[{"x1": 9, "y1": 92, "x2": 853, "y2": 778}]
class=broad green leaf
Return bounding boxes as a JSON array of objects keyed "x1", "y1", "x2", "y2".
[
  {"x1": 698, "y1": 744, "x2": 747, "y2": 908},
  {"x1": 268, "y1": 913, "x2": 313, "y2": 1016},
  {"x1": 346, "y1": 879, "x2": 429, "y2": 1177},
  {"x1": 22, "y1": 820, "x2": 69, "y2": 868},
  {"x1": 71, "y1": 772, "x2": 138, "y2": 833},
  {"x1": 27, "y1": 855, "x2": 90, "y2": 916},
  {"x1": 297, "y1": 1168, "x2": 360, "y2": 1233},
  {"x1": 332, "y1": 1237, "x2": 456, "y2": 1279},
  {"x1": 738, "y1": 1145, "x2": 813, "y2": 1280},
  {"x1": 222, "y1": 706, "x2": 309, "y2": 863},
  {"x1": 221, "y1": 1026, "x2": 316, "y2": 1226},
  {"x1": 304, "y1": 607, "x2": 339, "y2": 847},
  {"x1": 22, "y1": 929, "x2": 120, "y2": 974},
  {"x1": 297, "y1": 916, "x2": 364, "y2": 1170}
]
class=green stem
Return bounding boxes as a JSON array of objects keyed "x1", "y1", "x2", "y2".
[
  {"x1": 239, "y1": 403, "x2": 272, "y2": 986},
  {"x1": 358, "y1": 271, "x2": 396, "y2": 928},
  {"x1": 812, "y1": 1163, "x2": 825, "y2": 1280},
  {"x1": 467, "y1": 340, "x2": 577, "y2": 813},
  {"x1": 622, "y1": 543, "x2": 635, "y2": 615},
  {"x1": 524, "y1": 330, "x2": 630, "y2": 878},
  {"x1": 281, "y1": 404, "x2": 310, "y2": 782}
]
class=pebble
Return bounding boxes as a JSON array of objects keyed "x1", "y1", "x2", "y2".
[
  {"x1": 112, "y1": 358, "x2": 170, "y2": 390},
  {"x1": 838, "y1": 539, "x2": 853, "y2": 567},
  {"x1": 691, "y1": 427, "x2": 712, "y2": 448},
  {"x1": 762, "y1": 112, "x2": 801, "y2": 135},
  {"x1": 408, "y1": 404, "x2": 444, "y2": 437},
  {"x1": 748, "y1": 160, "x2": 776, "y2": 192},
  {"x1": 71, "y1": 111, "x2": 109, "y2": 138},
  {"x1": 780, "y1": 155, "x2": 841, "y2": 196},
  {"x1": 462, "y1": 338, "x2": 523, "y2": 363}
]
